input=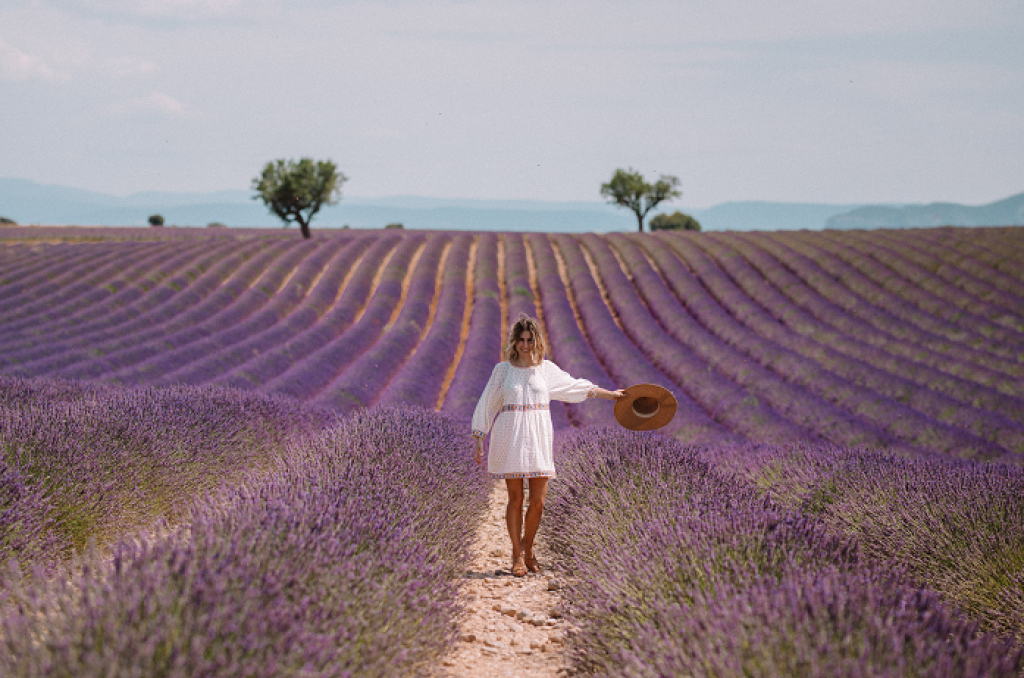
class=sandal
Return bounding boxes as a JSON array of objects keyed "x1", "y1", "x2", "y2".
[
  {"x1": 524, "y1": 556, "x2": 541, "y2": 573},
  {"x1": 512, "y1": 558, "x2": 528, "y2": 578}
]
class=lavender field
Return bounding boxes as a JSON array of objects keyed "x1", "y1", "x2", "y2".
[{"x1": 2, "y1": 224, "x2": 1024, "y2": 675}]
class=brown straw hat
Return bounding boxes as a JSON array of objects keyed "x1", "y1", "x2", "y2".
[{"x1": 614, "y1": 384, "x2": 678, "y2": 431}]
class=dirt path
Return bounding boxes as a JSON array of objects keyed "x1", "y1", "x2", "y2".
[{"x1": 437, "y1": 481, "x2": 571, "y2": 677}]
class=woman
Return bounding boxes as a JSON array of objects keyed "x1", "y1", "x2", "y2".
[{"x1": 471, "y1": 315, "x2": 624, "y2": 577}]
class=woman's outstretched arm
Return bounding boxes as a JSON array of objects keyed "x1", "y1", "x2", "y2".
[{"x1": 591, "y1": 387, "x2": 626, "y2": 400}]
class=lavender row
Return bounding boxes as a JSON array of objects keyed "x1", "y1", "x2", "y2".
[
  {"x1": 543, "y1": 429, "x2": 1023, "y2": 677},
  {"x1": 581, "y1": 234, "x2": 810, "y2": 443},
  {"x1": 315, "y1": 235, "x2": 449, "y2": 411},
  {"x1": 503, "y1": 233, "x2": 537, "y2": 324},
  {"x1": 0, "y1": 239, "x2": 247, "y2": 360},
  {"x1": 0, "y1": 242, "x2": 190, "y2": 336},
  {"x1": 0, "y1": 225, "x2": 304, "y2": 242},
  {"x1": 872, "y1": 229, "x2": 1024, "y2": 308},
  {"x1": 0, "y1": 239, "x2": 271, "y2": 376},
  {"x1": 0, "y1": 405, "x2": 490, "y2": 677},
  {"x1": 666, "y1": 234, "x2": 1011, "y2": 460},
  {"x1": 804, "y1": 231, "x2": 1024, "y2": 352},
  {"x1": 61, "y1": 239, "x2": 311, "y2": 382},
  {"x1": 0, "y1": 375, "x2": 331, "y2": 569},
  {"x1": 621, "y1": 234, "x2": 912, "y2": 454},
  {"x1": 552, "y1": 234, "x2": 740, "y2": 444},
  {"x1": 637, "y1": 235, "x2": 932, "y2": 457},
  {"x1": 378, "y1": 235, "x2": 471, "y2": 410},
  {"x1": 0, "y1": 244, "x2": 97, "y2": 306},
  {"x1": 524, "y1": 234, "x2": 612, "y2": 428},
  {"x1": 750, "y1": 232, "x2": 1024, "y2": 393},
  {"x1": 440, "y1": 233, "x2": 503, "y2": 420},
  {"x1": 212, "y1": 234, "x2": 401, "y2": 392},
  {"x1": 265, "y1": 235, "x2": 426, "y2": 400},
  {"x1": 778, "y1": 231, "x2": 1024, "y2": 368},
  {"x1": 157, "y1": 236, "x2": 374, "y2": 387},
  {"x1": 909, "y1": 228, "x2": 1024, "y2": 300},
  {"x1": 0, "y1": 242, "x2": 178, "y2": 327},
  {"x1": 710, "y1": 442, "x2": 1024, "y2": 637},
  {"x1": 841, "y1": 229, "x2": 1024, "y2": 336},
  {"x1": 922, "y1": 228, "x2": 1024, "y2": 284},
  {"x1": 704, "y1": 233, "x2": 1024, "y2": 444},
  {"x1": 0, "y1": 242, "x2": 130, "y2": 312},
  {"x1": 54, "y1": 240, "x2": 303, "y2": 381},
  {"x1": 5, "y1": 241, "x2": 215, "y2": 347},
  {"x1": 501, "y1": 234, "x2": 569, "y2": 428},
  {"x1": 0, "y1": 243, "x2": 150, "y2": 327},
  {"x1": 608, "y1": 234, "x2": 906, "y2": 449},
  {"x1": 110, "y1": 238, "x2": 348, "y2": 385}
]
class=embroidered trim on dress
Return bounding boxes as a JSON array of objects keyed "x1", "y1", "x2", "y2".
[
  {"x1": 471, "y1": 429, "x2": 486, "y2": 438},
  {"x1": 491, "y1": 471, "x2": 557, "y2": 480},
  {"x1": 500, "y1": 403, "x2": 550, "y2": 412},
  {"x1": 586, "y1": 386, "x2": 598, "y2": 399}
]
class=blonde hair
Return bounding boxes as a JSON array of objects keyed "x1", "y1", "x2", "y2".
[{"x1": 505, "y1": 314, "x2": 547, "y2": 364}]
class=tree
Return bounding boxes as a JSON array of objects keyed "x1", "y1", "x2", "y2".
[
  {"x1": 148, "y1": 214, "x2": 164, "y2": 227},
  {"x1": 650, "y1": 211, "x2": 701, "y2": 232},
  {"x1": 252, "y1": 158, "x2": 346, "y2": 239},
  {"x1": 600, "y1": 168, "x2": 681, "y2": 232}
]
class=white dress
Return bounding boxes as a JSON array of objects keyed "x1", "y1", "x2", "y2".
[{"x1": 472, "y1": 360, "x2": 597, "y2": 479}]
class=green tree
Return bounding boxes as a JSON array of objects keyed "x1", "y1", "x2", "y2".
[
  {"x1": 252, "y1": 158, "x2": 346, "y2": 239},
  {"x1": 600, "y1": 168, "x2": 681, "y2": 232},
  {"x1": 650, "y1": 211, "x2": 701, "y2": 232},
  {"x1": 148, "y1": 214, "x2": 164, "y2": 226}
]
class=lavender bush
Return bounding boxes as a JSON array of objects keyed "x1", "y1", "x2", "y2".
[
  {"x1": 621, "y1": 566, "x2": 1023, "y2": 678},
  {"x1": 0, "y1": 375, "x2": 331, "y2": 568},
  {"x1": 715, "y1": 442, "x2": 1024, "y2": 637},
  {"x1": 544, "y1": 428, "x2": 1024, "y2": 676},
  {"x1": 0, "y1": 405, "x2": 489, "y2": 677}
]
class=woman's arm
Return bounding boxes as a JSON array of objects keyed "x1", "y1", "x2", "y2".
[{"x1": 591, "y1": 387, "x2": 626, "y2": 401}]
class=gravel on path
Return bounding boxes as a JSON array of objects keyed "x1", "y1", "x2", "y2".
[{"x1": 435, "y1": 480, "x2": 572, "y2": 677}]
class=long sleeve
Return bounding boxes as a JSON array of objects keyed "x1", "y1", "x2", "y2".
[
  {"x1": 471, "y1": 363, "x2": 506, "y2": 437},
  {"x1": 543, "y1": 360, "x2": 597, "y2": 404}
]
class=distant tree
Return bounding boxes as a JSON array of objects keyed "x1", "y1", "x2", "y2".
[
  {"x1": 148, "y1": 214, "x2": 164, "y2": 227},
  {"x1": 207, "y1": 222, "x2": 228, "y2": 229},
  {"x1": 600, "y1": 168, "x2": 681, "y2": 232},
  {"x1": 384, "y1": 222, "x2": 404, "y2": 230},
  {"x1": 650, "y1": 211, "x2": 701, "y2": 232},
  {"x1": 0, "y1": 216, "x2": 17, "y2": 227},
  {"x1": 252, "y1": 158, "x2": 346, "y2": 239}
]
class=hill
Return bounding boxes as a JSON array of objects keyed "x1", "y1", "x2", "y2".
[
  {"x1": 827, "y1": 192, "x2": 1024, "y2": 229},
  {"x1": 1, "y1": 177, "x2": 865, "y2": 231}
]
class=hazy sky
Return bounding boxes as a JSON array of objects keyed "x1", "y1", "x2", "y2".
[{"x1": 2, "y1": 0, "x2": 1022, "y2": 208}]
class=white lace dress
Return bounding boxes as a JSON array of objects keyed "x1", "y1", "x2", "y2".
[{"x1": 472, "y1": 360, "x2": 597, "y2": 479}]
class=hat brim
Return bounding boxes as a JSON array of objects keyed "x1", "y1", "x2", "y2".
[{"x1": 614, "y1": 384, "x2": 677, "y2": 431}]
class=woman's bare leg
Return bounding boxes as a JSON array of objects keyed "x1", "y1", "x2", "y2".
[
  {"x1": 521, "y1": 477, "x2": 548, "y2": 566},
  {"x1": 505, "y1": 479, "x2": 526, "y2": 573}
]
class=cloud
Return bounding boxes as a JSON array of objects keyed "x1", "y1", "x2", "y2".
[
  {"x1": 109, "y1": 91, "x2": 196, "y2": 119},
  {"x1": 56, "y1": 0, "x2": 261, "y2": 20},
  {"x1": 0, "y1": 38, "x2": 69, "y2": 82},
  {"x1": 102, "y1": 57, "x2": 159, "y2": 77}
]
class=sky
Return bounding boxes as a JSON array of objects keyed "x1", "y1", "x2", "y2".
[{"x1": 1, "y1": 0, "x2": 1022, "y2": 209}]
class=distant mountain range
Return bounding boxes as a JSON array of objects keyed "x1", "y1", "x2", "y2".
[
  {"x1": 1, "y1": 178, "x2": 1021, "y2": 232},
  {"x1": 825, "y1": 192, "x2": 1024, "y2": 229}
]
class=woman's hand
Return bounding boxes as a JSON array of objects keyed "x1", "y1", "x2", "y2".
[
  {"x1": 473, "y1": 436, "x2": 484, "y2": 467},
  {"x1": 610, "y1": 389, "x2": 626, "y2": 399},
  {"x1": 596, "y1": 387, "x2": 626, "y2": 400}
]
